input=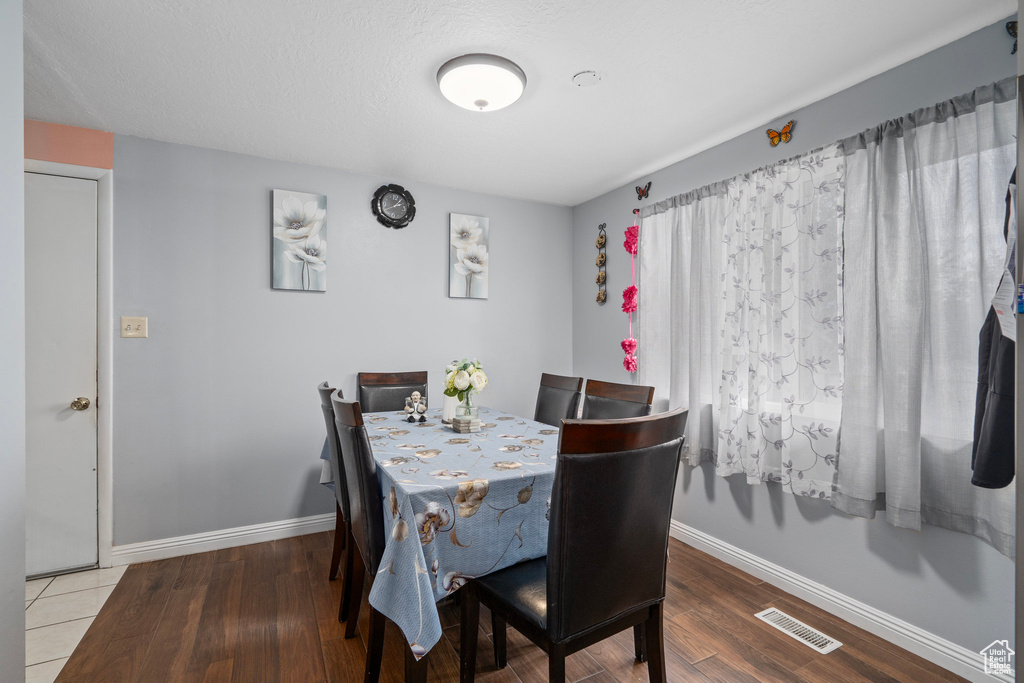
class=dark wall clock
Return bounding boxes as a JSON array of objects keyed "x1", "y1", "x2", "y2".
[{"x1": 371, "y1": 184, "x2": 416, "y2": 228}]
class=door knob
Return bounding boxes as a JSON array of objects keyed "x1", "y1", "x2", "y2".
[{"x1": 70, "y1": 397, "x2": 91, "y2": 411}]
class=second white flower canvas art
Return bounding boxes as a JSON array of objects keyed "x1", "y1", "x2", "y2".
[
  {"x1": 272, "y1": 189, "x2": 327, "y2": 292},
  {"x1": 449, "y1": 213, "x2": 488, "y2": 299}
]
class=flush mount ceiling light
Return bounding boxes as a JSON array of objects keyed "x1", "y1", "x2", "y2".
[{"x1": 437, "y1": 54, "x2": 527, "y2": 112}]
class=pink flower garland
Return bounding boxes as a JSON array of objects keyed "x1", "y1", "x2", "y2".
[
  {"x1": 621, "y1": 285, "x2": 638, "y2": 313},
  {"x1": 622, "y1": 222, "x2": 639, "y2": 373},
  {"x1": 624, "y1": 225, "x2": 639, "y2": 255}
]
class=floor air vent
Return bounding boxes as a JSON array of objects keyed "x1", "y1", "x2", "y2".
[{"x1": 754, "y1": 608, "x2": 842, "y2": 654}]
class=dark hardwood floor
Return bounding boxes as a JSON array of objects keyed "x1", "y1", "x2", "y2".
[{"x1": 55, "y1": 532, "x2": 967, "y2": 682}]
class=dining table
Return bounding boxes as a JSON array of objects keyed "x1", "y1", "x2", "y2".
[{"x1": 320, "y1": 405, "x2": 559, "y2": 657}]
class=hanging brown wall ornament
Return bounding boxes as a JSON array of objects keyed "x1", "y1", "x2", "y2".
[{"x1": 596, "y1": 223, "x2": 607, "y2": 304}]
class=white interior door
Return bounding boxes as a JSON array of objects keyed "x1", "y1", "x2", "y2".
[{"x1": 25, "y1": 172, "x2": 98, "y2": 577}]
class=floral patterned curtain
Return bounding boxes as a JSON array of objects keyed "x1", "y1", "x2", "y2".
[{"x1": 638, "y1": 144, "x2": 845, "y2": 498}]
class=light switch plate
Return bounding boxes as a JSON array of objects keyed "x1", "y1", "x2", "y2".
[{"x1": 121, "y1": 316, "x2": 148, "y2": 338}]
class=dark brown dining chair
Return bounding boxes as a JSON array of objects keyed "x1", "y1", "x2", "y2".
[
  {"x1": 357, "y1": 371, "x2": 429, "y2": 412},
  {"x1": 331, "y1": 393, "x2": 427, "y2": 683},
  {"x1": 533, "y1": 373, "x2": 584, "y2": 427},
  {"x1": 580, "y1": 379, "x2": 655, "y2": 419},
  {"x1": 459, "y1": 407, "x2": 688, "y2": 683},
  {"x1": 317, "y1": 382, "x2": 356, "y2": 622}
]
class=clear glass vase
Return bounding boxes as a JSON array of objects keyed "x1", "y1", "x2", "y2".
[{"x1": 456, "y1": 390, "x2": 478, "y2": 419}]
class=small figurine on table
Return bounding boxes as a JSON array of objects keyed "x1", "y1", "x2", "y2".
[{"x1": 405, "y1": 391, "x2": 427, "y2": 423}]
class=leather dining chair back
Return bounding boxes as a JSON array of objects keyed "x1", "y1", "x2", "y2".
[
  {"x1": 319, "y1": 382, "x2": 360, "y2": 624},
  {"x1": 318, "y1": 382, "x2": 351, "y2": 519},
  {"x1": 580, "y1": 379, "x2": 655, "y2": 420},
  {"x1": 459, "y1": 407, "x2": 688, "y2": 682},
  {"x1": 331, "y1": 394, "x2": 385, "y2": 577},
  {"x1": 332, "y1": 393, "x2": 426, "y2": 681},
  {"x1": 547, "y1": 408, "x2": 685, "y2": 642},
  {"x1": 357, "y1": 371, "x2": 428, "y2": 412},
  {"x1": 533, "y1": 373, "x2": 584, "y2": 427}
]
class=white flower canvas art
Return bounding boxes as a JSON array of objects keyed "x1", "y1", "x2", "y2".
[
  {"x1": 272, "y1": 189, "x2": 327, "y2": 291},
  {"x1": 449, "y1": 213, "x2": 488, "y2": 299}
]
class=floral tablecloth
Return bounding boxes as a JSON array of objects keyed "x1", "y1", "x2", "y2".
[{"x1": 320, "y1": 406, "x2": 558, "y2": 656}]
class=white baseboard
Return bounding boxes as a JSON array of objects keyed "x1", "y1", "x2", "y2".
[
  {"x1": 669, "y1": 521, "x2": 1010, "y2": 683},
  {"x1": 110, "y1": 513, "x2": 336, "y2": 566}
]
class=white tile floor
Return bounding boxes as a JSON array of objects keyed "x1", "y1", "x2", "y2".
[{"x1": 24, "y1": 565, "x2": 127, "y2": 683}]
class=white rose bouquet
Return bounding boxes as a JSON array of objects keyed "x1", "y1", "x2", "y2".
[{"x1": 444, "y1": 358, "x2": 488, "y2": 404}]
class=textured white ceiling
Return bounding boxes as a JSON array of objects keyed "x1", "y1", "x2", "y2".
[{"x1": 24, "y1": 0, "x2": 1015, "y2": 206}]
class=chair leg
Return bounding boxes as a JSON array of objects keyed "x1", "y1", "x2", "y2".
[
  {"x1": 491, "y1": 612, "x2": 507, "y2": 669},
  {"x1": 329, "y1": 501, "x2": 346, "y2": 580},
  {"x1": 364, "y1": 606, "x2": 386, "y2": 683},
  {"x1": 404, "y1": 643, "x2": 428, "y2": 683},
  {"x1": 339, "y1": 527, "x2": 357, "y2": 623},
  {"x1": 345, "y1": 553, "x2": 366, "y2": 639},
  {"x1": 548, "y1": 643, "x2": 566, "y2": 683},
  {"x1": 633, "y1": 622, "x2": 648, "y2": 662},
  {"x1": 645, "y1": 603, "x2": 666, "y2": 683},
  {"x1": 460, "y1": 585, "x2": 479, "y2": 683}
]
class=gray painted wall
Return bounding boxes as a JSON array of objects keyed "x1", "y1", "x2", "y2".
[
  {"x1": 112, "y1": 136, "x2": 573, "y2": 545},
  {"x1": 571, "y1": 19, "x2": 1016, "y2": 653},
  {"x1": 0, "y1": 0, "x2": 25, "y2": 678}
]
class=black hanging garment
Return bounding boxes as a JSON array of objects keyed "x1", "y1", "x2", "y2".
[{"x1": 971, "y1": 168, "x2": 1016, "y2": 489}]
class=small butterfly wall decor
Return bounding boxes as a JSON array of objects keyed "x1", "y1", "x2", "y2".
[
  {"x1": 1008, "y1": 21, "x2": 1017, "y2": 54},
  {"x1": 767, "y1": 120, "x2": 795, "y2": 147},
  {"x1": 636, "y1": 181, "x2": 651, "y2": 200}
]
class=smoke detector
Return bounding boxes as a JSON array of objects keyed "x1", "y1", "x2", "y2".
[{"x1": 572, "y1": 71, "x2": 602, "y2": 87}]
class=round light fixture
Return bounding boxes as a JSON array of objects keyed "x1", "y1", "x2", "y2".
[{"x1": 437, "y1": 54, "x2": 526, "y2": 112}]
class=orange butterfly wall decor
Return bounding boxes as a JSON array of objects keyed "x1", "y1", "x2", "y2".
[
  {"x1": 635, "y1": 181, "x2": 651, "y2": 200},
  {"x1": 766, "y1": 120, "x2": 795, "y2": 147}
]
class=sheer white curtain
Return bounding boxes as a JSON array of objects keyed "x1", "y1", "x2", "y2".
[
  {"x1": 835, "y1": 77, "x2": 1016, "y2": 556},
  {"x1": 638, "y1": 145, "x2": 845, "y2": 497}
]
